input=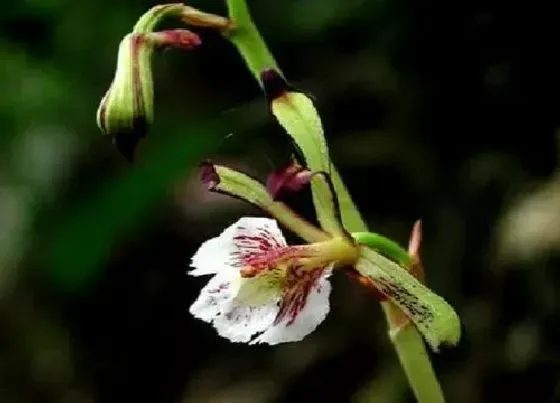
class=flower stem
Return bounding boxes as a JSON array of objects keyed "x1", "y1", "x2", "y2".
[
  {"x1": 224, "y1": 0, "x2": 280, "y2": 87},
  {"x1": 222, "y1": 1, "x2": 447, "y2": 401},
  {"x1": 388, "y1": 318, "x2": 446, "y2": 403}
]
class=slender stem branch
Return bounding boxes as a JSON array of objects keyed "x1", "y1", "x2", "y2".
[
  {"x1": 389, "y1": 318, "x2": 446, "y2": 403},
  {"x1": 224, "y1": 0, "x2": 280, "y2": 86}
]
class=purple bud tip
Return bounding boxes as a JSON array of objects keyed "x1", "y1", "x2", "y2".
[
  {"x1": 112, "y1": 117, "x2": 147, "y2": 163},
  {"x1": 260, "y1": 68, "x2": 291, "y2": 101},
  {"x1": 266, "y1": 160, "x2": 312, "y2": 200},
  {"x1": 154, "y1": 29, "x2": 202, "y2": 50},
  {"x1": 200, "y1": 161, "x2": 220, "y2": 189}
]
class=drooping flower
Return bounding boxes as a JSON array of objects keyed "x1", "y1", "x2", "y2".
[
  {"x1": 96, "y1": 29, "x2": 201, "y2": 161},
  {"x1": 188, "y1": 163, "x2": 461, "y2": 350},
  {"x1": 96, "y1": 3, "x2": 230, "y2": 161}
]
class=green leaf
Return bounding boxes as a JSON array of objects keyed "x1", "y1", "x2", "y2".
[{"x1": 355, "y1": 247, "x2": 461, "y2": 351}]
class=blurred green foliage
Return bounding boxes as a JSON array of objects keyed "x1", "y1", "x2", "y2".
[{"x1": 1, "y1": 0, "x2": 560, "y2": 403}]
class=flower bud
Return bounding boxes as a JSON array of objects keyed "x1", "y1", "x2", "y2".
[
  {"x1": 96, "y1": 29, "x2": 201, "y2": 161},
  {"x1": 266, "y1": 159, "x2": 312, "y2": 200}
]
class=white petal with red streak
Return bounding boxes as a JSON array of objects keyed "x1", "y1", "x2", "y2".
[
  {"x1": 189, "y1": 273, "x2": 240, "y2": 322},
  {"x1": 251, "y1": 269, "x2": 332, "y2": 345},
  {"x1": 189, "y1": 217, "x2": 286, "y2": 277},
  {"x1": 189, "y1": 216, "x2": 333, "y2": 344},
  {"x1": 190, "y1": 271, "x2": 282, "y2": 343}
]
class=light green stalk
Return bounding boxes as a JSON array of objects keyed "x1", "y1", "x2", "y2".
[
  {"x1": 222, "y1": 1, "x2": 447, "y2": 401},
  {"x1": 224, "y1": 0, "x2": 280, "y2": 87}
]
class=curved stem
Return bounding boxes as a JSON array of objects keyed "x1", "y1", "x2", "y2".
[
  {"x1": 389, "y1": 319, "x2": 446, "y2": 403},
  {"x1": 351, "y1": 231, "x2": 412, "y2": 266},
  {"x1": 224, "y1": 0, "x2": 280, "y2": 86}
]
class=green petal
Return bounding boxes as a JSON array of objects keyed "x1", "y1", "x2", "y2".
[
  {"x1": 271, "y1": 91, "x2": 365, "y2": 234},
  {"x1": 309, "y1": 172, "x2": 347, "y2": 237},
  {"x1": 331, "y1": 168, "x2": 368, "y2": 232},
  {"x1": 203, "y1": 163, "x2": 328, "y2": 243},
  {"x1": 355, "y1": 247, "x2": 461, "y2": 351},
  {"x1": 271, "y1": 92, "x2": 328, "y2": 171}
]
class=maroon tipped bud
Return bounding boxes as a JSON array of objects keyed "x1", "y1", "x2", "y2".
[
  {"x1": 266, "y1": 159, "x2": 312, "y2": 200},
  {"x1": 260, "y1": 68, "x2": 293, "y2": 101},
  {"x1": 96, "y1": 28, "x2": 201, "y2": 162},
  {"x1": 407, "y1": 219, "x2": 426, "y2": 283},
  {"x1": 200, "y1": 161, "x2": 220, "y2": 190},
  {"x1": 150, "y1": 29, "x2": 202, "y2": 50}
]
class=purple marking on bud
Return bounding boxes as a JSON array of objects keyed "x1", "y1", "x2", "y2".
[
  {"x1": 260, "y1": 68, "x2": 291, "y2": 101},
  {"x1": 97, "y1": 94, "x2": 109, "y2": 133},
  {"x1": 266, "y1": 160, "x2": 312, "y2": 200},
  {"x1": 200, "y1": 161, "x2": 220, "y2": 190},
  {"x1": 131, "y1": 34, "x2": 146, "y2": 123},
  {"x1": 113, "y1": 117, "x2": 147, "y2": 163},
  {"x1": 150, "y1": 29, "x2": 202, "y2": 50}
]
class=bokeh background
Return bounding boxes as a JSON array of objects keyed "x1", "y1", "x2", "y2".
[{"x1": 2, "y1": 0, "x2": 560, "y2": 402}]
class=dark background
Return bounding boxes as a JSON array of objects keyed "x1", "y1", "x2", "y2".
[{"x1": 1, "y1": 0, "x2": 560, "y2": 402}]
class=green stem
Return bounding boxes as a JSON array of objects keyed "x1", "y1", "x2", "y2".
[
  {"x1": 224, "y1": 0, "x2": 280, "y2": 86},
  {"x1": 221, "y1": 1, "x2": 447, "y2": 401},
  {"x1": 390, "y1": 323, "x2": 446, "y2": 403}
]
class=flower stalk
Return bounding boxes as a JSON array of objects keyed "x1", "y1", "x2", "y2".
[{"x1": 224, "y1": 0, "x2": 281, "y2": 87}]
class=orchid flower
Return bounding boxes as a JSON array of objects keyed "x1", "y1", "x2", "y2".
[
  {"x1": 96, "y1": 2, "x2": 460, "y2": 399},
  {"x1": 188, "y1": 161, "x2": 460, "y2": 350}
]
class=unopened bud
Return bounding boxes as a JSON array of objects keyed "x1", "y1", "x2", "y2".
[
  {"x1": 407, "y1": 219, "x2": 426, "y2": 283},
  {"x1": 96, "y1": 29, "x2": 201, "y2": 161},
  {"x1": 97, "y1": 3, "x2": 204, "y2": 161},
  {"x1": 260, "y1": 68, "x2": 294, "y2": 101},
  {"x1": 266, "y1": 159, "x2": 312, "y2": 200}
]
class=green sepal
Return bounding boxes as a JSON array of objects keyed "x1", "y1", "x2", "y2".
[
  {"x1": 355, "y1": 247, "x2": 461, "y2": 351},
  {"x1": 271, "y1": 91, "x2": 365, "y2": 234},
  {"x1": 202, "y1": 162, "x2": 329, "y2": 243}
]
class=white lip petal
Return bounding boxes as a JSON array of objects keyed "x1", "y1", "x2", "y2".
[
  {"x1": 250, "y1": 269, "x2": 332, "y2": 345},
  {"x1": 189, "y1": 272, "x2": 240, "y2": 323},
  {"x1": 212, "y1": 301, "x2": 279, "y2": 343},
  {"x1": 189, "y1": 271, "x2": 282, "y2": 343},
  {"x1": 191, "y1": 269, "x2": 331, "y2": 345},
  {"x1": 189, "y1": 217, "x2": 287, "y2": 277}
]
